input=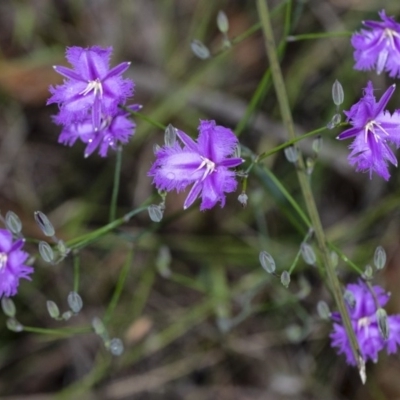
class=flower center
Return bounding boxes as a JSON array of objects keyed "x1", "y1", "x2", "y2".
[
  {"x1": 79, "y1": 78, "x2": 103, "y2": 98},
  {"x1": 383, "y1": 28, "x2": 400, "y2": 48},
  {"x1": 0, "y1": 252, "x2": 8, "y2": 270},
  {"x1": 358, "y1": 316, "x2": 371, "y2": 328},
  {"x1": 196, "y1": 156, "x2": 216, "y2": 181},
  {"x1": 364, "y1": 120, "x2": 390, "y2": 143}
]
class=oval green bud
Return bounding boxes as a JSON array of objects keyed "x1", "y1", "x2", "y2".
[
  {"x1": 5, "y1": 211, "x2": 22, "y2": 234},
  {"x1": 164, "y1": 124, "x2": 177, "y2": 147},
  {"x1": 109, "y1": 338, "x2": 124, "y2": 356},
  {"x1": 317, "y1": 300, "x2": 331, "y2": 320},
  {"x1": 39, "y1": 241, "x2": 54, "y2": 263},
  {"x1": 301, "y1": 243, "x2": 316, "y2": 265},
  {"x1": 67, "y1": 291, "x2": 83, "y2": 314},
  {"x1": 191, "y1": 40, "x2": 211, "y2": 60},
  {"x1": 332, "y1": 79, "x2": 344, "y2": 106},
  {"x1": 6, "y1": 318, "x2": 23, "y2": 332},
  {"x1": 374, "y1": 246, "x2": 386, "y2": 270},
  {"x1": 34, "y1": 211, "x2": 55, "y2": 237},
  {"x1": 217, "y1": 10, "x2": 229, "y2": 33},
  {"x1": 376, "y1": 308, "x2": 389, "y2": 340},
  {"x1": 281, "y1": 270, "x2": 290, "y2": 288},
  {"x1": 148, "y1": 205, "x2": 163, "y2": 222},
  {"x1": 46, "y1": 300, "x2": 60, "y2": 319},
  {"x1": 259, "y1": 250, "x2": 276, "y2": 274},
  {"x1": 284, "y1": 146, "x2": 298, "y2": 163},
  {"x1": 1, "y1": 297, "x2": 16, "y2": 317}
]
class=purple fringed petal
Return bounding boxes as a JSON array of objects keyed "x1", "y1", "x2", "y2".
[
  {"x1": 148, "y1": 120, "x2": 243, "y2": 210},
  {"x1": 330, "y1": 281, "x2": 400, "y2": 366},
  {"x1": 48, "y1": 46, "x2": 134, "y2": 134},
  {"x1": 352, "y1": 10, "x2": 400, "y2": 78},
  {"x1": 0, "y1": 228, "x2": 33, "y2": 298}
]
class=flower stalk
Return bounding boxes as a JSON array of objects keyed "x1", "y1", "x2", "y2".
[{"x1": 256, "y1": 0, "x2": 363, "y2": 379}]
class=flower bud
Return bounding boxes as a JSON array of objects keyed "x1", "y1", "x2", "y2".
[
  {"x1": 39, "y1": 241, "x2": 54, "y2": 263},
  {"x1": 259, "y1": 250, "x2": 276, "y2": 274},
  {"x1": 1, "y1": 297, "x2": 16, "y2": 317},
  {"x1": 46, "y1": 300, "x2": 60, "y2": 319},
  {"x1": 57, "y1": 240, "x2": 69, "y2": 258},
  {"x1": 109, "y1": 338, "x2": 124, "y2": 356},
  {"x1": 363, "y1": 264, "x2": 373, "y2": 279},
  {"x1": 148, "y1": 205, "x2": 163, "y2": 222},
  {"x1": 164, "y1": 124, "x2": 177, "y2": 147},
  {"x1": 312, "y1": 136, "x2": 323, "y2": 154},
  {"x1": 191, "y1": 40, "x2": 211, "y2": 60},
  {"x1": 332, "y1": 79, "x2": 344, "y2": 106},
  {"x1": 67, "y1": 291, "x2": 83, "y2": 314},
  {"x1": 344, "y1": 290, "x2": 356, "y2": 309},
  {"x1": 34, "y1": 211, "x2": 55, "y2": 237},
  {"x1": 217, "y1": 10, "x2": 229, "y2": 33},
  {"x1": 330, "y1": 251, "x2": 338, "y2": 268},
  {"x1": 156, "y1": 246, "x2": 172, "y2": 278},
  {"x1": 374, "y1": 246, "x2": 386, "y2": 270},
  {"x1": 92, "y1": 317, "x2": 106, "y2": 335},
  {"x1": 6, "y1": 318, "x2": 23, "y2": 332},
  {"x1": 317, "y1": 300, "x2": 331, "y2": 320},
  {"x1": 5, "y1": 211, "x2": 22, "y2": 234},
  {"x1": 284, "y1": 146, "x2": 298, "y2": 163},
  {"x1": 153, "y1": 143, "x2": 161, "y2": 155},
  {"x1": 301, "y1": 243, "x2": 316, "y2": 265},
  {"x1": 376, "y1": 308, "x2": 390, "y2": 340},
  {"x1": 238, "y1": 193, "x2": 248, "y2": 207},
  {"x1": 281, "y1": 270, "x2": 290, "y2": 288},
  {"x1": 62, "y1": 311, "x2": 73, "y2": 321}
]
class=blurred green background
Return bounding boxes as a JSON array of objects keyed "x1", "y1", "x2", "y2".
[{"x1": 1, "y1": 0, "x2": 400, "y2": 399}]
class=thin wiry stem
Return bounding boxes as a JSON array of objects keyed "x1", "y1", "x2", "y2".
[{"x1": 256, "y1": 0, "x2": 364, "y2": 381}]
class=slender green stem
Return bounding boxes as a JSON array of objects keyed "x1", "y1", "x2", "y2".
[
  {"x1": 256, "y1": 0, "x2": 363, "y2": 378},
  {"x1": 129, "y1": 111, "x2": 166, "y2": 130},
  {"x1": 104, "y1": 246, "x2": 134, "y2": 324},
  {"x1": 109, "y1": 146, "x2": 123, "y2": 223},
  {"x1": 23, "y1": 326, "x2": 90, "y2": 336},
  {"x1": 328, "y1": 243, "x2": 363, "y2": 275},
  {"x1": 73, "y1": 252, "x2": 80, "y2": 292},
  {"x1": 66, "y1": 200, "x2": 153, "y2": 250},
  {"x1": 287, "y1": 31, "x2": 352, "y2": 41},
  {"x1": 257, "y1": 126, "x2": 327, "y2": 162}
]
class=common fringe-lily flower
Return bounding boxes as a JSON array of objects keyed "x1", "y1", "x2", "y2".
[
  {"x1": 352, "y1": 10, "x2": 400, "y2": 78},
  {"x1": 58, "y1": 106, "x2": 140, "y2": 158},
  {"x1": 330, "y1": 281, "x2": 400, "y2": 365},
  {"x1": 337, "y1": 81, "x2": 400, "y2": 180},
  {"x1": 48, "y1": 46, "x2": 134, "y2": 130},
  {"x1": 0, "y1": 229, "x2": 33, "y2": 298},
  {"x1": 148, "y1": 120, "x2": 244, "y2": 210}
]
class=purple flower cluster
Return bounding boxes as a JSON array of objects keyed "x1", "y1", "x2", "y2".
[
  {"x1": 352, "y1": 10, "x2": 400, "y2": 78},
  {"x1": 48, "y1": 46, "x2": 138, "y2": 157},
  {"x1": 337, "y1": 81, "x2": 400, "y2": 180},
  {"x1": 0, "y1": 229, "x2": 33, "y2": 298},
  {"x1": 149, "y1": 120, "x2": 243, "y2": 210},
  {"x1": 330, "y1": 281, "x2": 400, "y2": 365}
]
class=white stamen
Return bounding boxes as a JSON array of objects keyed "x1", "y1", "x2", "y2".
[
  {"x1": 364, "y1": 120, "x2": 390, "y2": 143},
  {"x1": 194, "y1": 156, "x2": 216, "y2": 181},
  {"x1": 384, "y1": 28, "x2": 400, "y2": 49},
  {"x1": 0, "y1": 253, "x2": 8, "y2": 270},
  {"x1": 358, "y1": 316, "x2": 371, "y2": 328},
  {"x1": 79, "y1": 78, "x2": 103, "y2": 98}
]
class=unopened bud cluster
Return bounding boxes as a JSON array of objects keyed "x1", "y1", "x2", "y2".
[{"x1": 47, "y1": 291, "x2": 83, "y2": 321}]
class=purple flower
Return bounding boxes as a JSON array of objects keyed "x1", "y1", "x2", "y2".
[
  {"x1": 337, "y1": 81, "x2": 400, "y2": 180},
  {"x1": 0, "y1": 229, "x2": 33, "y2": 298},
  {"x1": 48, "y1": 46, "x2": 134, "y2": 130},
  {"x1": 148, "y1": 120, "x2": 244, "y2": 210},
  {"x1": 330, "y1": 281, "x2": 400, "y2": 365},
  {"x1": 352, "y1": 10, "x2": 400, "y2": 77},
  {"x1": 58, "y1": 106, "x2": 139, "y2": 158}
]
